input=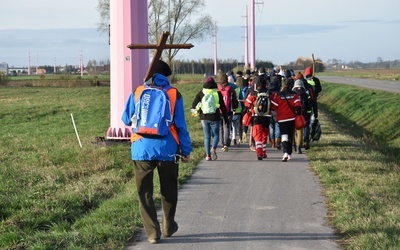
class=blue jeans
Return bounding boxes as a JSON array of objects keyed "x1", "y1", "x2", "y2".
[
  {"x1": 201, "y1": 119, "x2": 221, "y2": 156},
  {"x1": 231, "y1": 114, "x2": 240, "y2": 141},
  {"x1": 269, "y1": 118, "x2": 281, "y2": 140}
]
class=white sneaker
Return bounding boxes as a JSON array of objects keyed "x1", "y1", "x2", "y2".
[
  {"x1": 288, "y1": 154, "x2": 292, "y2": 161},
  {"x1": 282, "y1": 153, "x2": 288, "y2": 162}
]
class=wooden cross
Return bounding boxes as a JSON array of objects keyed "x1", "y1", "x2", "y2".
[
  {"x1": 312, "y1": 53, "x2": 315, "y2": 76},
  {"x1": 127, "y1": 31, "x2": 194, "y2": 81}
]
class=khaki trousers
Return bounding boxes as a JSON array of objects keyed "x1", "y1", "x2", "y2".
[{"x1": 133, "y1": 160, "x2": 179, "y2": 239}]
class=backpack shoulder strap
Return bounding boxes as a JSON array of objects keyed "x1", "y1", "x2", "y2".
[
  {"x1": 165, "y1": 86, "x2": 180, "y2": 145},
  {"x1": 134, "y1": 85, "x2": 146, "y2": 103}
]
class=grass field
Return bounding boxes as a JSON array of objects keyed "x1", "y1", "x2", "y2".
[
  {"x1": 0, "y1": 74, "x2": 399, "y2": 249},
  {"x1": 316, "y1": 68, "x2": 400, "y2": 81}
]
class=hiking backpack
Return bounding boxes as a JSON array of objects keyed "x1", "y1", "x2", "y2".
[
  {"x1": 311, "y1": 118, "x2": 322, "y2": 141},
  {"x1": 200, "y1": 89, "x2": 219, "y2": 114},
  {"x1": 254, "y1": 92, "x2": 270, "y2": 116},
  {"x1": 131, "y1": 85, "x2": 176, "y2": 137},
  {"x1": 218, "y1": 85, "x2": 232, "y2": 112}
]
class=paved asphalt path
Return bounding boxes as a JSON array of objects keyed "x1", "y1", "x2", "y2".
[
  {"x1": 124, "y1": 76, "x2": 398, "y2": 249},
  {"x1": 318, "y1": 76, "x2": 400, "y2": 93},
  {"x1": 125, "y1": 142, "x2": 341, "y2": 250}
]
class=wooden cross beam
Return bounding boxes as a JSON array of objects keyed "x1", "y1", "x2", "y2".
[
  {"x1": 312, "y1": 53, "x2": 315, "y2": 76},
  {"x1": 127, "y1": 31, "x2": 194, "y2": 81}
]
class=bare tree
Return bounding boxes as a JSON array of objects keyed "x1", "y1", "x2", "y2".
[
  {"x1": 97, "y1": 0, "x2": 214, "y2": 65},
  {"x1": 149, "y1": 0, "x2": 213, "y2": 65},
  {"x1": 96, "y1": 0, "x2": 110, "y2": 34}
]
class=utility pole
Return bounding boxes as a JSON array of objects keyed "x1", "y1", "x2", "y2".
[{"x1": 213, "y1": 22, "x2": 218, "y2": 76}]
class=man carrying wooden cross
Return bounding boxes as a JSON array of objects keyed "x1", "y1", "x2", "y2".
[{"x1": 121, "y1": 32, "x2": 193, "y2": 244}]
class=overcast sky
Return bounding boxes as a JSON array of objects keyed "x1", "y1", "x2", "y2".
[{"x1": 0, "y1": 0, "x2": 399, "y2": 67}]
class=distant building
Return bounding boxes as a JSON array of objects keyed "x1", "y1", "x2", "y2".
[
  {"x1": 37, "y1": 68, "x2": 46, "y2": 75},
  {"x1": 0, "y1": 62, "x2": 8, "y2": 75}
]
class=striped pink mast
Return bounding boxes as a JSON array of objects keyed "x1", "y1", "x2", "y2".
[
  {"x1": 27, "y1": 50, "x2": 31, "y2": 75},
  {"x1": 107, "y1": 0, "x2": 149, "y2": 140},
  {"x1": 244, "y1": 6, "x2": 249, "y2": 70},
  {"x1": 250, "y1": 0, "x2": 255, "y2": 71},
  {"x1": 80, "y1": 49, "x2": 83, "y2": 77},
  {"x1": 36, "y1": 54, "x2": 38, "y2": 74},
  {"x1": 54, "y1": 57, "x2": 56, "y2": 74},
  {"x1": 213, "y1": 22, "x2": 218, "y2": 76}
]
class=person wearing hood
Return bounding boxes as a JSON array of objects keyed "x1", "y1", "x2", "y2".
[
  {"x1": 244, "y1": 75, "x2": 272, "y2": 160},
  {"x1": 292, "y1": 79, "x2": 312, "y2": 154},
  {"x1": 217, "y1": 72, "x2": 239, "y2": 151},
  {"x1": 191, "y1": 77, "x2": 228, "y2": 161},
  {"x1": 121, "y1": 59, "x2": 192, "y2": 244}
]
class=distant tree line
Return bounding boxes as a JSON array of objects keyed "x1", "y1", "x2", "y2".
[
  {"x1": 80, "y1": 56, "x2": 400, "y2": 76},
  {"x1": 171, "y1": 58, "x2": 274, "y2": 75}
]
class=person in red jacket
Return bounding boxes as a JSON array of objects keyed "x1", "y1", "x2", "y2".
[
  {"x1": 270, "y1": 79, "x2": 302, "y2": 162},
  {"x1": 244, "y1": 75, "x2": 271, "y2": 160}
]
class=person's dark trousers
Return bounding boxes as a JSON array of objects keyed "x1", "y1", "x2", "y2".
[
  {"x1": 279, "y1": 120, "x2": 295, "y2": 156},
  {"x1": 133, "y1": 160, "x2": 179, "y2": 239},
  {"x1": 238, "y1": 112, "x2": 244, "y2": 140},
  {"x1": 220, "y1": 114, "x2": 233, "y2": 146}
]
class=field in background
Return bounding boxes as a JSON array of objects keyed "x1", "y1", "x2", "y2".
[{"x1": 316, "y1": 68, "x2": 400, "y2": 81}]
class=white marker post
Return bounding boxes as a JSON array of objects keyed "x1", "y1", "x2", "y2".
[{"x1": 70, "y1": 113, "x2": 82, "y2": 148}]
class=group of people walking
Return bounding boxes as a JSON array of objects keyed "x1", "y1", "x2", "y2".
[
  {"x1": 191, "y1": 66, "x2": 321, "y2": 162},
  {"x1": 121, "y1": 60, "x2": 321, "y2": 244}
]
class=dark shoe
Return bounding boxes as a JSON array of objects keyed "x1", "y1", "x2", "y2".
[
  {"x1": 211, "y1": 148, "x2": 218, "y2": 160},
  {"x1": 163, "y1": 221, "x2": 178, "y2": 237},
  {"x1": 298, "y1": 148, "x2": 302, "y2": 154},
  {"x1": 233, "y1": 139, "x2": 237, "y2": 145},
  {"x1": 257, "y1": 155, "x2": 263, "y2": 160},
  {"x1": 304, "y1": 143, "x2": 310, "y2": 150}
]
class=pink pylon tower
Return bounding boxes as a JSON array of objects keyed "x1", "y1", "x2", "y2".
[
  {"x1": 54, "y1": 57, "x2": 56, "y2": 74},
  {"x1": 244, "y1": 6, "x2": 249, "y2": 70},
  {"x1": 80, "y1": 49, "x2": 83, "y2": 77},
  {"x1": 36, "y1": 54, "x2": 38, "y2": 74},
  {"x1": 250, "y1": 0, "x2": 256, "y2": 71},
  {"x1": 28, "y1": 51, "x2": 31, "y2": 75},
  {"x1": 106, "y1": 0, "x2": 149, "y2": 140}
]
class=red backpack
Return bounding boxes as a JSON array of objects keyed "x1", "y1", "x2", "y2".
[{"x1": 218, "y1": 84, "x2": 232, "y2": 112}]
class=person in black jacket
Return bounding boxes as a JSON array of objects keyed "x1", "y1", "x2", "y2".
[{"x1": 191, "y1": 77, "x2": 228, "y2": 161}]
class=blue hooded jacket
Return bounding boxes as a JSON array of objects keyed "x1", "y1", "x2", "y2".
[{"x1": 121, "y1": 73, "x2": 192, "y2": 161}]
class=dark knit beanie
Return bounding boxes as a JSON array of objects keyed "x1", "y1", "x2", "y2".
[
  {"x1": 154, "y1": 59, "x2": 172, "y2": 77},
  {"x1": 203, "y1": 76, "x2": 217, "y2": 89}
]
